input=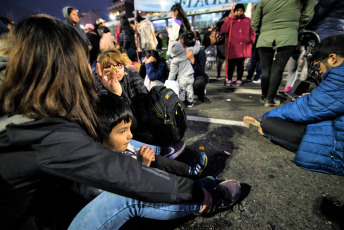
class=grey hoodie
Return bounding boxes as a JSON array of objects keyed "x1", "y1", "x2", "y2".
[
  {"x1": 62, "y1": 6, "x2": 91, "y2": 48},
  {"x1": 168, "y1": 41, "x2": 194, "y2": 81}
]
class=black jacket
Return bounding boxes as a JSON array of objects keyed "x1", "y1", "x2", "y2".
[
  {"x1": 0, "y1": 115, "x2": 202, "y2": 229},
  {"x1": 119, "y1": 26, "x2": 137, "y2": 51},
  {"x1": 86, "y1": 31, "x2": 100, "y2": 64},
  {"x1": 306, "y1": 0, "x2": 344, "y2": 41},
  {"x1": 192, "y1": 50, "x2": 209, "y2": 82}
]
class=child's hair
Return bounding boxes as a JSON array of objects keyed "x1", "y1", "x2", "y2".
[
  {"x1": 96, "y1": 94, "x2": 133, "y2": 141},
  {"x1": 312, "y1": 34, "x2": 344, "y2": 62},
  {"x1": 179, "y1": 31, "x2": 195, "y2": 48},
  {"x1": 97, "y1": 49, "x2": 124, "y2": 71},
  {"x1": 171, "y1": 3, "x2": 191, "y2": 32}
]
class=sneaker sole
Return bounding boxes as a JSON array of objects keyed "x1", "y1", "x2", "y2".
[{"x1": 165, "y1": 141, "x2": 186, "y2": 159}]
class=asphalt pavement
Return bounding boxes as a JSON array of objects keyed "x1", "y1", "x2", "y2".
[{"x1": 121, "y1": 67, "x2": 344, "y2": 230}]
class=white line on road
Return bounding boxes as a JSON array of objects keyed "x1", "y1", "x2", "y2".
[
  {"x1": 187, "y1": 115, "x2": 245, "y2": 127},
  {"x1": 233, "y1": 88, "x2": 261, "y2": 95}
]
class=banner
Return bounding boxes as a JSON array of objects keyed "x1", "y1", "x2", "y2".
[{"x1": 134, "y1": 0, "x2": 260, "y2": 12}]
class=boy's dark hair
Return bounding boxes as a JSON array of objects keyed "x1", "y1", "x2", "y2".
[
  {"x1": 312, "y1": 34, "x2": 344, "y2": 62},
  {"x1": 96, "y1": 94, "x2": 133, "y2": 140}
]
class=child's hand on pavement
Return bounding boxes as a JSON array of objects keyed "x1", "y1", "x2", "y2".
[{"x1": 137, "y1": 145, "x2": 155, "y2": 167}]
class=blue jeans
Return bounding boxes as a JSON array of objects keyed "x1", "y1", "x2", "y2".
[
  {"x1": 68, "y1": 191, "x2": 202, "y2": 230},
  {"x1": 130, "y1": 139, "x2": 162, "y2": 155}
]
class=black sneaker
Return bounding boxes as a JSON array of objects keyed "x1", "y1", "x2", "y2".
[
  {"x1": 199, "y1": 96, "x2": 211, "y2": 104},
  {"x1": 264, "y1": 98, "x2": 281, "y2": 107},
  {"x1": 189, "y1": 152, "x2": 208, "y2": 177},
  {"x1": 212, "y1": 180, "x2": 241, "y2": 211},
  {"x1": 161, "y1": 141, "x2": 186, "y2": 159}
]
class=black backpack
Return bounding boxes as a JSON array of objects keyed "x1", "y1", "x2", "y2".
[{"x1": 148, "y1": 86, "x2": 187, "y2": 145}]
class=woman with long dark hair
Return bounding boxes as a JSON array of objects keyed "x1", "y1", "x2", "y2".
[
  {"x1": 0, "y1": 15, "x2": 240, "y2": 230},
  {"x1": 167, "y1": 3, "x2": 192, "y2": 43}
]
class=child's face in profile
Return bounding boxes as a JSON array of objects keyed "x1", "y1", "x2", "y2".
[{"x1": 103, "y1": 120, "x2": 133, "y2": 152}]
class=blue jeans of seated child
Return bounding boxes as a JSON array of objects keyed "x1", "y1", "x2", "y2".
[
  {"x1": 130, "y1": 139, "x2": 162, "y2": 155},
  {"x1": 68, "y1": 192, "x2": 202, "y2": 230}
]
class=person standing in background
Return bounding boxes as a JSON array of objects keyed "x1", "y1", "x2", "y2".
[
  {"x1": 221, "y1": 4, "x2": 255, "y2": 87},
  {"x1": 166, "y1": 3, "x2": 192, "y2": 44},
  {"x1": 62, "y1": 6, "x2": 92, "y2": 51},
  {"x1": 251, "y1": 0, "x2": 314, "y2": 107},
  {"x1": 136, "y1": 14, "x2": 157, "y2": 52},
  {"x1": 84, "y1": 24, "x2": 100, "y2": 71}
]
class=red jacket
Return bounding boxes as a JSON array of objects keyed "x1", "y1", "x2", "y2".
[{"x1": 220, "y1": 15, "x2": 256, "y2": 59}]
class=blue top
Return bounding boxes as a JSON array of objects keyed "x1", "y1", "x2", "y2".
[
  {"x1": 145, "y1": 61, "x2": 167, "y2": 82},
  {"x1": 262, "y1": 63, "x2": 344, "y2": 175}
]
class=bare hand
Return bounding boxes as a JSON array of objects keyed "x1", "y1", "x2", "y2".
[
  {"x1": 258, "y1": 125, "x2": 264, "y2": 135},
  {"x1": 96, "y1": 63, "x2": 123, "y2": 96},
  {"x1": 186, "y1": 50, "x2": 195, "y2": 64},
  {"x1": 137, "y1": 145, "x2": 155, "y2": 167},
  {"x1": 199, "y1": 188, "x2": 213, "y2": 214},
  {"x1": 145, "y1": 56, "x2": 156, "y2": 64}
]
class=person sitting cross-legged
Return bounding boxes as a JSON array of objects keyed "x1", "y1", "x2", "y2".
[{"x1": 243, "y1": 34, "x2": 344, "y2": 176}]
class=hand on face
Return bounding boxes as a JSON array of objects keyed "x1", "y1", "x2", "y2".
[
  {"x1": 137, "y1": 145, "x2": 155, "y2": 167},
  {"x1": 145, "y1": 56, "x2": 156, "y2": 64},
  {"x1": 96, "y1": 63, "x2": 123, "y2": 96}
]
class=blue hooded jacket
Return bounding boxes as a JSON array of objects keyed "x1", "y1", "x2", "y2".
[{"x1": 262, "y1": 63, "x2": 344, "y2": 175}]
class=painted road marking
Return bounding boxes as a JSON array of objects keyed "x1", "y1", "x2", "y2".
[
  {"x1": 187, "y1": 115, "x2": 245, "y2": 127},
  {"x1": 234, "y1": 88, "x2": 261, "y2": 95}
]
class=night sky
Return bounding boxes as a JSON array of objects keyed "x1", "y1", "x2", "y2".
[{"x1": 0, "y1": 0, "x2": 113, "y2": 22}]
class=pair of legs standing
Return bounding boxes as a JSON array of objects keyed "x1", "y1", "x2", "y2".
[
  {"x1": 226, "y1": 58, "x2": 245, "y2": 86},
  {"x1": 258, "y1": 46, "x2": 296, "y2": 105}
]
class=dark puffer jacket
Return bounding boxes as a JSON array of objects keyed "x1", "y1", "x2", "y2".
[
  {"x1": 306, "y1": 0, "x2": 344, "y2": 41},
  {"x1": 119, "y1": 25, "x2": 137, "y2": 51}
]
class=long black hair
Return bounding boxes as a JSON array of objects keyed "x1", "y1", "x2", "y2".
[
  {"x1": 119, "y1": 15, "x2": 130, "y2": 28},
  {"x1": 171, "y1": 3, "x2": 191, "y2": 31}
]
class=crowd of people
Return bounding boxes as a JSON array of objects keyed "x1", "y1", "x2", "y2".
[{"x1": 0, "y1": 0, "x2": 344, "y2": 229}]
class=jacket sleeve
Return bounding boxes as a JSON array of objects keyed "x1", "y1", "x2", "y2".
[
  {"x1": 248, "y1": 19, "x2": 256, "y2": 44},
  {"x1": 192, "y1": 51, "x2": 206, "y2": 77},
  {"x1": 299, "y1": 0, "x2": 315, "y2": 29},
  {"x1": 262, "y1": 68, "x2": 344, "y2": 123},
  {"x1": 169, "y1": 20, "x2": 181, "y2": 42},
  {"x1": 145, "y1": 62, "x2": 166, "y2": 81},
  {"x1": 220, "y1": 17, "x2": 231, "y2": 34},
  {"x1": 251, "y1": 2, "x2": 263, "y2": 33},
  {"x1": 35, "y1": 123, "x2": 203, "y2": 204},
  {"x1": 120, "y1": 29, "x2": 130, "y2": 50},
  {"x1": 168, "y1": 60, "x2": 179, "y2": 80},
  {"x1": 187, "y1": 42, "x2": 200, "y2": 55}
]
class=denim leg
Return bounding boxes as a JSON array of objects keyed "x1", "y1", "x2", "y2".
[
  {"x1": 130, "y1": 139, "x2": 161, "y2": 155},
  {"x1": 68, "y1": 191, "x2": 202, "y2": 230}
]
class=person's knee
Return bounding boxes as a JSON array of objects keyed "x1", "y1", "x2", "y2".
[{"x1": 261, "y1": 117, "x2": 283, "y2": 134}]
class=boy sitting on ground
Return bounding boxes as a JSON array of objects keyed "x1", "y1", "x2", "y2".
[{"x1": 98, "y1": 94, "x2": 207, "y2": 176}]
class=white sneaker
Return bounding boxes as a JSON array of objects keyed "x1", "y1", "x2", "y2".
[{"x1": 253, "y1": 79, "x2": 261, "y2": 84}]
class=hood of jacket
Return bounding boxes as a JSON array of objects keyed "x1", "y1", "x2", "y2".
[
  {"x1": 168, "y1": 41, "x2": 186, "y2": 58},
  {"x1": 62, "y1": 6, "x2": 71, "y2": 22}
]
